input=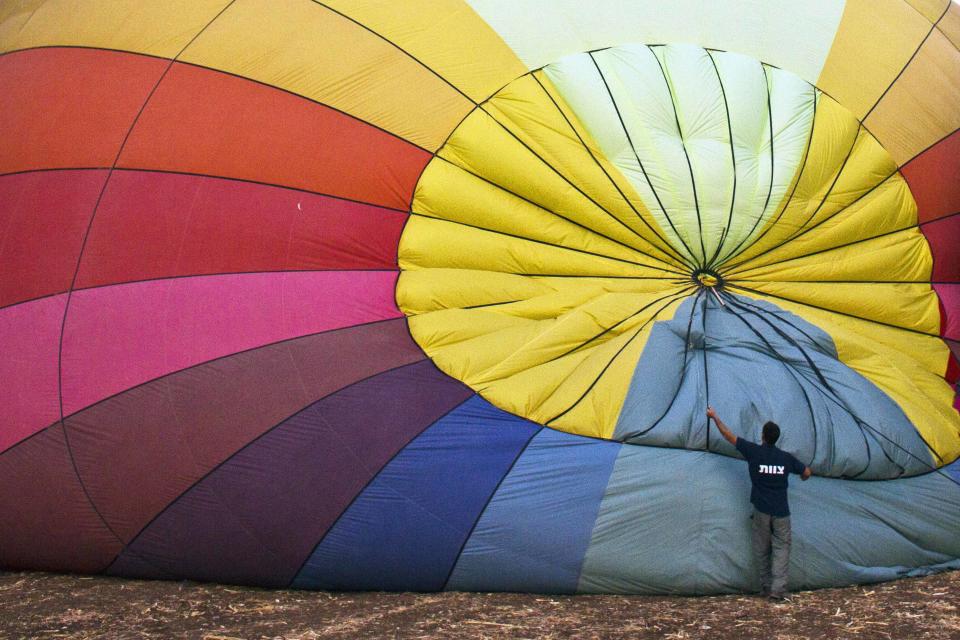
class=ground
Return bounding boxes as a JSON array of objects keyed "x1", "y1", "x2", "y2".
[{"x1": 0, "y1": 570, "x2": 958, "y2": 639}]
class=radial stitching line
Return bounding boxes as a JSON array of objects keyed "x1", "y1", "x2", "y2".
[
  {"x1": 489, "y1": 286, "x2": 695, "y2": 388},
  {"x1": 473, "y1": 102, "x2": 688, "y2": 271},
  {"x1": 726, "y1": 281, "x2": 949, "y2": 340},
  {"x1": 487, "y1": 287, "x2": 696, "y2": 390},
  {"x1": 722, "y1": 166, "x2": 896, "y2": 276},
  {"x1": 772, "y1": 125, "x2": 864, "y2": 250},
  {"x1": 431, "y1": 155, "x2": 685, "y2": 274},
  {"x1": 2, "y1": 313, "x2": 408, "y2": 456},
  {"x1": 51, "y1": 0, "x2": 240, "y2": 558},
  {"x1": 529, "y1": 71, "x2": 697, "y2": 271},
  {"x1": 719, "y1": 294, "x2": 875, "y2": 478},
  {"x1": 727, "y1": 209, "x2": 960, "y2": 279},
  {"x1": 701, "y1": 293, "x2": 711, "y2": 450},
  {"x1": 349, "y1": 19, "x2": 704, "y2": 271},
  {"x1": 724, "y1": 294, "x2": 906, "y2": 476},
  {"x1": 587, "y1": 50, "x2": 700, "y2": 268},
  {"x1": 861, "y1": 1, "x2": 952, "y2": 123},
  {"x1": 408, "y1": 211, "x2": 686, "y2": 277},
  {"x1": 718, "y1": 63, "x2": 788, "y2": 264},
  {"x1": 439, "y1": 425, "x2": 544, "y2": 591},
  {"x1": 731, "y1": 297, "x2": 821, "y2": 464},
  {"x1": 283, "y1": 391, "x2": 478, "y2": 587},
  {"x1": 649, "y1": 46, "x2": 708, "y2": 267},
  {"x1": 103, "y1": 358, "x2": 438, "y2": 575},
  {"x1": 0, "y1": 165, "x2": 413, "y2": 214},
  {"x1": 545, "y1": 288, "x2": 696, "y2": 425},
  {"x1": 729, "y1": 293, "x2": 949, "y2": 477},
  {"x1": 618, "y1": 290, "x2": 705, "y2": 439},
  {"x1": 727, "y1": 294, "x2": 933, "y2": 471},
  {"x1": 704, "y1": 50, "x2": 737, "y2": 270},
  {"x1": 1, "y1": 268, "x2": 402, "y2": 315}
]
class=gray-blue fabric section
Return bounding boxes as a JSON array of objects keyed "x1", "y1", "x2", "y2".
[
  {"x1": 577, "y1": 445, "x2": 960, "y2": 594},
  {"x1": 446, "y1": 428, "x2": 620, "y2": 593},
  {"x1": 613, "y1": 294, "x2": 933, "y2": 479}
]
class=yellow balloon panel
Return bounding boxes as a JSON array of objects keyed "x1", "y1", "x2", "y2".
[
  {"x1": 323, "y1": 0, "x2": 527, "y2": 103},
  {"x1": 736, "y1": 288, "x2": 960, "y2": 464},
  {"x1": 864, "y1": 29, "x2": 960, "y2": 165},
  {"x1": 0, "y1": 0, "x2": 230, "y2": 57},
  {"x1": 180, "y1": 0, "x2": 472, "y2": 151},
  {"x1": 818, "y1": 0, "x2": 932, "y2": 119}
]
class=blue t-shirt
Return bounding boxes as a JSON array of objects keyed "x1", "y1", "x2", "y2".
[{"x1": 735, "y1": 438, "x2": 807, "y2": 517}]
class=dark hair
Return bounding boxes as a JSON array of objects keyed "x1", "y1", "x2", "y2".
[{"x1": 762, "y1": 421, "x2": 780, "y2": 445}]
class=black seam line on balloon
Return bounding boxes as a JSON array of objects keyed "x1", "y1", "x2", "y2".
[
  {"x1": 429, "y1": 156, "x2": 685, "y2": 274},
  {"x1": 718, "y1": 86, "x2": 818, "y2": 268},
  {"x1": 0, "y1": 166, "x2": 111, "y2": 180},
  {"x1": 704, "y1": 50, "x2": 737, "y2": 270},
  {"x1": 724, "y1": 294, "x2": 896, "y2": 476},
  {"x1": 764, "y1": 124, "x2": 863, "y2": 256},
  {"x1": 702, "y1": 293, "x2": 711, "y2": 451},
  {"x1": 0, "y1": 44, "x2": 434, "y2": 158},
  {"x1": 472, "y1": 101, "x2": 693, "y2": 273},
  {"x1": 99, "y1": 357, "x2": 439, "y2": 576},
  {"x1": 727, "y1": 209, "x2": 960, "y2": 279},
  {"x1": 649, "y1": 46, "x2": 708, "y2": 267},
  {"x1": 439, "y1": 425, "x2": 544, "y2": 591},
  {"x1": 618, "y1": 290, "x2": 705, "y2": 440},
  {"x1": 0, "y1": 263, "x2": 408, "y2": 316},
  {"x1": 861, "y1": 2, "x2": 952, "y2": 123},
  {"x1": 716, "y1": 67, "x2": 805, "y2": 268},
  {"x1": 726, "y1": 280, "x2": 949, "y2": 343},
  {"x1": 900, "y1": 126, "x2": 959, "y2": 168},
  {"x1": 528, "y1": 71, "x2": 697, "y2": 272},
  {"x1": 721, "y1": 165, "x2": 896, "y2": 276},
  {"x1": 727, "y1": 296, "x2": 822, "y2": 464},
  {"x1": 545, "y1": 289, "x2": 698, "y2": 427},
  {"x1": 725, "y1": 294, "x2": 949, "y2": 479},
  {"x1": 0, "y1": 268, "x2": 401, "y2": 315},
  {"x1": 528, "y1": 70, "x2": 692, "y2": 270},
  {"x1": 54, "y1": 0, "x2": 239, "y2": 553},
  {"x1": 518, "y1": 287, "x2": 695, "y2": 377},
  {"x1": 470, "y1": 288, "x2": 693, "y2": 401},
  {"x1": 728, "y1": 284, "x2": 953, "y2": 424},
  {"x1": 719, "y1": 294, "x2": 876, "y2": 479},
  {"x1": 725, "y1": 293, "x2": 931, "y2": 471},
  {"x1": 587, "y1": 50, "x2": 701, "y2": 269},
  {"x1": 730, "y1": 285, "x2": 960, "y2": 416},
  {"x1": 407, "y1": 211, "x2": 687, "y2": 278},
  {"x1": 283, "y1": 391, "x2": 478, "y2": 588},
  {"x1": 0, "y1": 166, "x2": 412, "y2": 216},
  {"x1": 0, "y1": 315, "x2": 411, "y2": 459},
  {"x1": 308, "y1": 0, "x2": 476, "y2": 105}
]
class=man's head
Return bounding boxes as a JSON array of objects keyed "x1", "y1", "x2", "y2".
[{"x1": 762, "y1": 421, "x2": 780, "y2": 445}]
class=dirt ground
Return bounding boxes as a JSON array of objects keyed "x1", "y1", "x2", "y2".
[{"x1": 1, "y1": 570, "x2": 958, "y2": 640}]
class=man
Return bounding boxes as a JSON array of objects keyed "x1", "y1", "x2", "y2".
[{"x1": 706, "y1": 406, "x2": 812, "y2": 601}]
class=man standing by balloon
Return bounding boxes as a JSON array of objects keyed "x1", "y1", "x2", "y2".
[{"x1": 707, "y1": 406, "x2": 812, "y2": 601}]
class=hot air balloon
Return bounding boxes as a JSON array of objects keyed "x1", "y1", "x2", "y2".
[{"x1": 1, "y1": 0, "x2": 958, "y2": 594}]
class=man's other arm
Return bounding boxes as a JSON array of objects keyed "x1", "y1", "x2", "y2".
[
  {"x1": 706, "y1": 406, "x2": 737, "y2": 445},
  {"x1": 793, "y1": 455, "x2": 812, "y2": 481}
]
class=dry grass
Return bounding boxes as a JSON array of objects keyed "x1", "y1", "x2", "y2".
[{"x1": 1, "y1": 570, "x2": 957, "y2": 639}]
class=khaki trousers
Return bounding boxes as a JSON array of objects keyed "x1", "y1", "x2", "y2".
[{"x1": 751, "y1": 508, "x2": 791, "y2": 596}]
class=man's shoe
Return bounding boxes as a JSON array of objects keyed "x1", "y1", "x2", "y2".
[{"x1": 767, "y1": 593, "x2": 790, "y2": 602}]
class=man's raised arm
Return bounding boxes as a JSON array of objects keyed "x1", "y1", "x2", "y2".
[{"x1": 706, "y1": 406, "x2": 737, "y2": 445}]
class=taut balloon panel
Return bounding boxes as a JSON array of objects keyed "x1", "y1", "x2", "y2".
[{"x1": 1, "y1": 0, "x2": 959, "y2": 594}]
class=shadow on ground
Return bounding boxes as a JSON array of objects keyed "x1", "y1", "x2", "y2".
[{"x1": 0, "y1": 570, "x2": 957, "y2": 639}]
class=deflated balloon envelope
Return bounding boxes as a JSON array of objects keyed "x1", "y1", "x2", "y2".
[{"x1": 1, "y1": 0, "x2": 959, "y2": 594}]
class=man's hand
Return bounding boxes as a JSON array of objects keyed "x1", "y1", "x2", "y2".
[
  {"x1": 706, "y1": 406, "x2": 737, "y2": 446},
  {"x1": 801, "y1": 466, "x2": 812, "y2": 481}
]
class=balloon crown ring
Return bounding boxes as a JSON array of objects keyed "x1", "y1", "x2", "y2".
[{"x1": 692, "y1": 268, "x2": 724, "y2": 290}]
